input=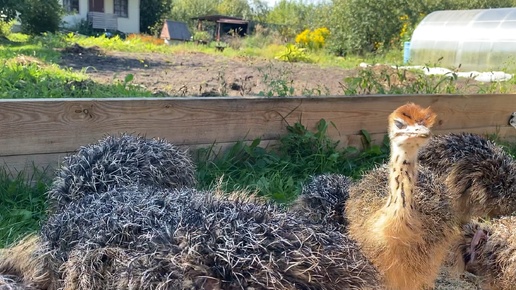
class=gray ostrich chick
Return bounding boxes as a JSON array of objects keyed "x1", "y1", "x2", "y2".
[
  {"x1": 39, "y1": 185, "x2": 380, "y2": 290},
  {"x1": 291, "y1": 173, "x2": 352, "y2": 227},
  {"x1": 47, "y1": 133, "x2": 197, "y2": 212}
]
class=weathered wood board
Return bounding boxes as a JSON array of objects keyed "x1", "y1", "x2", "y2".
[{"x1": 0, "y1": 94, "x2": 514, "y2": 172}]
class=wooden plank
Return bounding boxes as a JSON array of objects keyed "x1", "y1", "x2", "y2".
[
  {"x1": 2, "y1": 125, "x2": 513, "y2": 176},
  {"x1": 88, "y1": 12, "x2": 118, "y2": 31},
  {"x1": 0, "y1": 95, "x2": 514, "y2": 158}
]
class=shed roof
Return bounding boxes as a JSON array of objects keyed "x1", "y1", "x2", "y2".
[
  {"x1": 160, "y1": 20, "x2": 191, "y2": 41},
  {"x1": 192, "y1": 14, "x2": 249, "y2": 24}
]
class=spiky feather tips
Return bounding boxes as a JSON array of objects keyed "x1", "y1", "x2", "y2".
[
  {"x1": 46, "y1": 134, "x2": 197, "y2": 212},
  {"x1": 455, "y1": 217, "x2": 516, "y2": 290},
  {"x1": 0, "y1": 236, "x2": 50, "y2": 290},
  {"x1": 40, "y1": 185, "x2": 380, "y2": 290},
  {"x1": 419, "y1": 133, "x2": 516, "y2": 220},
  {"x1": 292, "y1": 173, "x2": 352, "y2": 227}
]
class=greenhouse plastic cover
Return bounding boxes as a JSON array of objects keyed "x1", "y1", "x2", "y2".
[{"x1": 410, "y1": 7, "x2": 516, "y2": 71}]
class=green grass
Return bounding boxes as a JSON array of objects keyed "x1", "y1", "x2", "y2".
[
  {"x1": 0, "y1": 166, "x2": 50, "y2": 247},
  {"x1": 196, "y1": 119, "x2": 390, "y2": 203},
  {"x1": 1, "y1": 32, "x2": 514, "y2": 98}
]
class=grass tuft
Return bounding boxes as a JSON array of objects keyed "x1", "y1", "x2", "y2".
[
  {"x1": 0, "y1": 165, "x2": 50, "y2": 247},
  {"x1": 196, "y1": 119, "x2": 390, "y2": 203}
]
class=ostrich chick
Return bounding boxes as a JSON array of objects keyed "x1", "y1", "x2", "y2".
[
  {"x1": 346, "y1": 103, "x2": 460, "y2": 290},
  {"x1": 419, "y1": 133, "x2": 516, "y2": 222},
  {"x1": 455, "y1": 216, "x2": 516, "y2": 290}
]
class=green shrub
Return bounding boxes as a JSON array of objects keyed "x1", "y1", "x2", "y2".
[
  {"x1": 19, "y1": 0, "x2": 62, "y2": 35},
  {"x1": 275, "y1": 43, "x2": 312, "y2": 63},
  {"x1": 192, "y1": 30, "x2": 211, "y2": 43},
  {"x1": 0, "y1": 20, "x2": 14, "y2": 38},
  {"x1": 327, "y1": 0, "x2": 515, "y2": 56}
]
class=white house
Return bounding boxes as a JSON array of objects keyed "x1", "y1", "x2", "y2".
[{"x1": 61, "y1": 0, "x2": 140, "y2": 33}]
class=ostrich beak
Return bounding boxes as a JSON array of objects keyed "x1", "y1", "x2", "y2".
[{"x1": 396, "y1": 125, "x2": 431, "y2": 139}]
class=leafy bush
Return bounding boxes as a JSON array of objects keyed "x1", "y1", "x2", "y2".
[
  {"x1": 0, "y1": 20, "x2": 14, "y2": 38},
  {"x1": 18, "y1": 0, "x2": 62, "y2": 35},
  {"x1": 196, "y1": 119, "x2": 390, "y2": 202},
  {"x1": 275, "y1": 43, "x2": 312, "y2": 63},
  {"x1": 327, "y1": 0, "x2": 515, "y2": 55},
  {"x1": 192, "y1": 30, "x2": 211, "y2": 43},
  {"x1": 295, "y1": 27, "x2": 330, "y2": 50}
]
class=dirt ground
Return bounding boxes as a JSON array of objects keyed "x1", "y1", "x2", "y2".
[
  {"x1": 60, "y1": 45, "x2": 363, "y2": 97},
  {"x1": 60, "y1": 44, "x2": 506, "y2": 98}
]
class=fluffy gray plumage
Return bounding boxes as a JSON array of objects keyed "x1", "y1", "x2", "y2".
[
  {"x1": 291, "y1": 174, "x2": 352, "y2": 227},
  {"x1": 419, "y1": 133, "x2": 516, "y2": 221},
  {"x1": 46, "y1": 134, "x2": 196, "y2": 212},
  {"x1": 40, "y1": 185, "x2": 380, "y2": 290}
]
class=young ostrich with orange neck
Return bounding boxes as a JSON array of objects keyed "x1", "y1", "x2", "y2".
[{"x1": 346, "y1": 103, "x2": 460, "y2": 290}]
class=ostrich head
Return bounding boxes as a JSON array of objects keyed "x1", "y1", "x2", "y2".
[{"x1": 388, "y1": 103, "x2": 436, "y2": 150}]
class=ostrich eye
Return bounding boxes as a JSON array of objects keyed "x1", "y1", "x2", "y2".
[{"x1": 395, "y1": 120, "x2": 405, "y2": 129}]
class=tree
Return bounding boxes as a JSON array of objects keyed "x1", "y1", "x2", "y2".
[
  {"x1": 327, "y1": 0, "x2": 516, "y2": 56},
  {"x1": 248, "y1": 0, "x2": 270, "y2": 23},
  {"x1": 140, "y1": 0, "x2": 173, "y2": 35},
  {"x1": 217, "y1": 0, "x2": 251, "y2": 18},
  {"x1": 169, "y1": 0, "x2": 218, "y2": 24},
  {"x1": 266, "y1": 0, "x2": 313, "y2": 39},
  {"x1": 18, "y1": 0, "x2": 62, "y2": 35},
  {"x1": 0, "y1": 0, "x2": 22, "y2": 22}
]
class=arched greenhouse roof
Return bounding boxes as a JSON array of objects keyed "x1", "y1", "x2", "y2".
[{"x1": 410, "y1": 7, "x2": 516, "y2": 70}]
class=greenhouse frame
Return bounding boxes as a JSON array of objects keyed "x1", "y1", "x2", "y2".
[{"x1": 410, "y1": 7, "x2": 516, "y2": 71}]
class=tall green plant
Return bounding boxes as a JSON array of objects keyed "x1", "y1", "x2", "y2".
[{"x1": 196, "y1": 119, "x2": 390, "y2": 202}]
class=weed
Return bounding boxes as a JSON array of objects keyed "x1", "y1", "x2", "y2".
[
  {"x1": 0, "y1": 165, "x2": 51, "y2": 247},
  {"x1": 258, "y1": 62, "x2": 295, "y2": 97},
  {"x1": 275, "y1": 43, "x2": 312, "y2": 63},
  {"x1": 301, "y1": 84, "x2": 331, "y2": 96},
  {"x1": 340, "y1": 65, "x2": 461, "y2": 95},
  {"x1": 196, "y1": 119, "x2": 390, "y2": 203}
]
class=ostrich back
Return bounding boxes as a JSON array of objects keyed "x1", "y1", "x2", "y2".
[
  {"x1": 40, "y1": 185, "x2": 380, "y2": 290},
  {"x1": 419, "y1": 133, "x2": 516, "y2": 220}
]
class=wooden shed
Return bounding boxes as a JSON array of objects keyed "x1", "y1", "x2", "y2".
[
  {"x1": 192, "y1": 14, "x2": 249, "y2": 41},
  {"x1": 160, "y1": 20, "x2": 192, "y2": 43}
]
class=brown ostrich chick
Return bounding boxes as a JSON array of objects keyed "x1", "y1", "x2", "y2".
[
  {"x1": 346, "y1": 103, "x2": 460, "y2": 290},
  {"x1": 455, "y1": 216, "x2": 516, "y2": 290}
]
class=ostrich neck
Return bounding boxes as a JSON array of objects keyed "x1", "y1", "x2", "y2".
[{"x1": 387, "y1": 143, "x2": 418, "y2": 211}]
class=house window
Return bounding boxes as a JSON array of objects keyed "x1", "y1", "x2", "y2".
[
  {"x1": 63, "y1": 0, "x2": 79, "y2": 13},
  {"x1": 114, "y1": 0, "x2": 128, "y2": 18}
]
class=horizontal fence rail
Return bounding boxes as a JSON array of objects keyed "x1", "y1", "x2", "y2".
[{"x1": 0, "y1": 94, "x2": 515, "y2": 173}]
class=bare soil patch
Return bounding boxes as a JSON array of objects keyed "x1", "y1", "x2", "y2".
[{"x1": 60, "y1": 48, "x2": 357, "y2": 97}]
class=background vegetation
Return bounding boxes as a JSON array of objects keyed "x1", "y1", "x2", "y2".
[{"x1": 2, "y1": 0, "x2": 515, "y2": 54}]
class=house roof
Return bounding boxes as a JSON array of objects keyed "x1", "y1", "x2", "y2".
[
  {"x1": 192, "y1": 14, "x2": 249, "y2": 24},
  {"x1": 160, "y1": 20, "x2": 192, "y2": 41}
]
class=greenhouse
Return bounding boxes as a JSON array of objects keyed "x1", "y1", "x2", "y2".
[{"x1": 409, "y1": 7, "x2": 516, "y2": 71}]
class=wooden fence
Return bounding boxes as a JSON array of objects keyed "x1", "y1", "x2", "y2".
[{"x1": 1, "y1": 94, "x2": 515, "y2": 173}]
